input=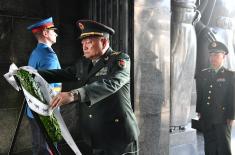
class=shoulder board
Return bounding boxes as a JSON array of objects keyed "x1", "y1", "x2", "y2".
[
  {"x1": 226, "y1": 69, "x2": 235, "y2": 72},
  {"x1": 201, "y1": 68, "x2": 210, "y2": 72},
  {"x1": 111, "y1": 51, "x2": 121, "y2": 56},
  {"x1": 111, "y1": 51, "x2": 129, "y2": 60}
]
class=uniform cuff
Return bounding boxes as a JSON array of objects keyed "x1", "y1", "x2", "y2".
[{"x1": 70, "y1": 88, "x2": 89, "y2": 103}]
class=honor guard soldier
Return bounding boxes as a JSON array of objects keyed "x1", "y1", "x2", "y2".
[
  {"x1": 27, "y1": 17, "x2": 61, "y2": 155},
  {"x1": 195, "y1": 41, "x2": 235, "y2": 155},
  {"x1": 38, "y1": 20, "x2": 139, "y2": 155}
]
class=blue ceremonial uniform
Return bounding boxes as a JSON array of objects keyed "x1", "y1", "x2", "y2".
[
  {"x1": 26, "y1": 17, "x2": 61, "y2": 155},
  {"x1": 27, "y1": 43, "x2": 61, "y2": 155},
  {"x1": 27, "y1": 43, "x2": 61, "y2": 118}
]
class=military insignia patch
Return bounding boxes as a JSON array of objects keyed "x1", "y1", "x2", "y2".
[
  {"x1": 216, "y1": 78, "x2": 225, "y2": 82},
  {"x1": 118, "y1": 59, "x2": 126, "y2": 68},
  {"x1": 95, "y1": 67, "x2": 108, "y2": 76},
  {"x1": 79, "y1": 23, "x2": 84, "y2": 30}
]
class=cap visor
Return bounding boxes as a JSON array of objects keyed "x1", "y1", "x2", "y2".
[
  {"x1": 209, "y1": 50, "x2": 226, "y2": 54},
  {"x1": 47, "y1": 27, "x2": 57, "y2": 30}
]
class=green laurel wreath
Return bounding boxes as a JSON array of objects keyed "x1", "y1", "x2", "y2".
[{"x1": 16, "y1": 69, "x2": 62, "y2": 142}]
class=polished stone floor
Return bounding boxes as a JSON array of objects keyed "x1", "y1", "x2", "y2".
[{"x1": 7, "y1": 123, "x2": 235, "y2": 155}]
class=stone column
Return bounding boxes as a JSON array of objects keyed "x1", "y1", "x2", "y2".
[
  {"x1": 170, "y1": 0, "x2": 198, "y2": 128},
  {"x1": 169, "y1": 0, "x2": 198, "y2": 154},
  {"x1": 134, "y1": 0, "x2": 171, "y2": 154}
]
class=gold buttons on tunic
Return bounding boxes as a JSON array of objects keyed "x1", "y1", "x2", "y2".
[
  {"x1": 210, "y1": 85, "x2": 213, "y2": 88},
  {"x1": 207, "y1": 102, "x2": 210, "y2": 105},
  {"x1": 114, "y1": 119, "x2": 119, "y2": 122},
  {"x1": 89, "y1": 114, "x2": 93, "y2": 118},
  {"x1": 209, "y1": 91, "x2": 211, "y2": 94},
  {"x1": 208, "y1": 96, "x2": 211, "y2": 99}
]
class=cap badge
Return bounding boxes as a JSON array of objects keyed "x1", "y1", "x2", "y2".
[
  {"x1": 79, "y1": 23, "x2": 84, "y2": 30},
  {"x1": 211, "y1": 42, "x2": 217, "y2": 47}
]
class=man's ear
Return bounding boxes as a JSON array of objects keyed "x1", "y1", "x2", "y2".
[
  {"x1": 102, "y1": 38, "x2": 109, "y2": 48},
  {"x1": 42, "y1": 29, "x2": 48, "y2": 37},
  {"x1": 100, "y1": 38, "x2": 106, "y2": 47}
]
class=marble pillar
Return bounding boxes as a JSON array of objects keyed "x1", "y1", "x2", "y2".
[
  {"x1": 170, "y1": 0, "x2": 198, "y2": 128},
  {"x1": 134, "y1": 0, "x2": 171, "y2": 154}
]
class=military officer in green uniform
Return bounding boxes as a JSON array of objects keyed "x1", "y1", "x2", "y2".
[
  {"x1": 195, "y1": 41, "x2": 235, "y2": 155},
  {"x1": 38, "y1": 20, "x2": 139, "y2": 155}
]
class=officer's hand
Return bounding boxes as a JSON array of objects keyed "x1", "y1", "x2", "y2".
[
  {"x1": 50, "y1": 92, "x2": 74, "y2": 109},
  {"x1": 227, "y1": 119, "x2": 234, "y2": 126}
]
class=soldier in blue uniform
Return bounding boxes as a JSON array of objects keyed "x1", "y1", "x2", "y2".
[
  {"x1": 27, "y1": 17, "x2": 62, "y2": 155},
  {"x1": 195, "y1": 41, "x2": 235, "y2": 155},
  {"x1": 38, "y1": 20, "x2": 139, "y2": 155}
]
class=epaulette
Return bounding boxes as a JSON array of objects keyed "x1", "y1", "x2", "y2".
[
  {"x1": 111, "y1": 51, "x2": 121, "y2": 56},
  {"x1": 111, "y1": 51, "x2": 129, "y2": 60},
  {"x1": 227, "y1": 69, "x2": 235, "y2": 72},
  {"x1": 201, "y1": 68, "x2": 210, "y2": 72}
]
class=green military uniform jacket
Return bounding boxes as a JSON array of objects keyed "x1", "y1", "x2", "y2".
[
  {"x1": 39, "y1": 48, "x2": 139, "y2": 154},
  {"x1": 195, "y1": 67, "x2": 235, "y2": 130}
]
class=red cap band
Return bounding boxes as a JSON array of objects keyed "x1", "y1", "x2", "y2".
[{"x1": 31, "y1": 22, "x2": 54, "y2": 33}]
